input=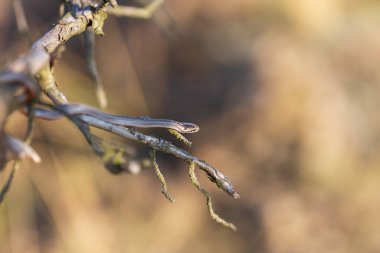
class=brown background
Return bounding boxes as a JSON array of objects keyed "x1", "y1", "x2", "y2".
[{"x1": 1, "y1": 0, "x2": 380, "y2": 252}]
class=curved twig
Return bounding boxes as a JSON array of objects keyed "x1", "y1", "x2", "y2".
[
  {"x1": 187, "y1": 162, "x2": 237, "y2": 230},
  {"x1": 84, "y1": 30, "x2": 107, "y2": 108},
  {"x1": 150, "y1": 149, "x2": 174, "y2": 202}
]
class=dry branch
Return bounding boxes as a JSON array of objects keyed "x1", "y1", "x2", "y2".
[{"x1": 0, "y1": 0, "x2": 239, "y2": 230}]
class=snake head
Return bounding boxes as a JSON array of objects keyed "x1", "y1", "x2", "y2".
[{"x1": 179, "y1": 122, "x2": 199, "y2": 133}]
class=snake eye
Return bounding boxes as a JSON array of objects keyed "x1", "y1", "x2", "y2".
[{"x1": 206, "y1": 172, "x2": 217, "y2": 183}]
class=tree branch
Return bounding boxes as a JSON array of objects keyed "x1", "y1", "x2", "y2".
[
  {"x1": 0, "y1": 0, "x2": 239, "y2": 230},
  {"x1": 78, "y1": 114, "x2": 239, "y2": 199}
]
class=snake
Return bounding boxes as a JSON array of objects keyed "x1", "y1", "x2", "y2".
[
  {"x1": 29, "y1": 103, "x2": 199, "y2": 134},
  {"x1": 0, "y1": 72, "x2": 198, "y2": 133}
]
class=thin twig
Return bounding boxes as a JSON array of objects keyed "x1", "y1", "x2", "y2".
[
  {"x1": 0, "y1": 104, "x2": 35, "y2": 204},
  {"x1": 106, "y1": 0, "x2": 164, "y2": 19},
  {"x1": 7, "y1": 4, "x2": 109, "y2": 75},
  {"x1": 168, "y1": 129, "x2": 192, "y2": 147},
  {"x1": 149, "y1": 149, "x2": 174, "y2": 202},
  {"x1": 0, "y1": 165, "x2": 17, "y2": 204},
  {"x1": 12, "y1": 0, "x2": 29, "y2": 34},
  {"x1": 187, "y1": 162, "x2": 237, "y2": 231},
  {"x1": 84, "y1": 30, "x2": 107, "y2": 108}
]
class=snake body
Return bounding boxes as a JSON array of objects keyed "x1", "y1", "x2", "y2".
[{"x1": 32, "y1": 104, "x2": 199, "y2": 133}]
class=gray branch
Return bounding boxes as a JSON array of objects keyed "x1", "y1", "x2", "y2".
[{"x1": 80, "y1": 115, "x2": 239, "y2": 199}]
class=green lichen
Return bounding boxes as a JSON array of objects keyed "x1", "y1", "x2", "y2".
[
  {"x1": 90, "y1": 9, "x2": 108, "y2": 36},
  {"x1": 168, "y1": 129, "x2": 192, "y2": 147},
  {"x1": 187, "y1": 162, "x2": 237, "y2": 231},
  {"x1": 149, "y1": 149, "x2": 174, "y2": 203}
]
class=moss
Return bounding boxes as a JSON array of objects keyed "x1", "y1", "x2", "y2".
[{"x1": 90, "y1": 9, "x2": 108, "y2": 36}]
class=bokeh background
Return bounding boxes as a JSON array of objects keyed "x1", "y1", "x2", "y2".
[{"x1": 1, "y1": 0, "x2": 380, "y2": 252}]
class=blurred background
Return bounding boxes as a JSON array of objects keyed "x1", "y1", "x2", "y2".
[{"x1": 1, "y1": 0, "x2": 380, "y2": 252}]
